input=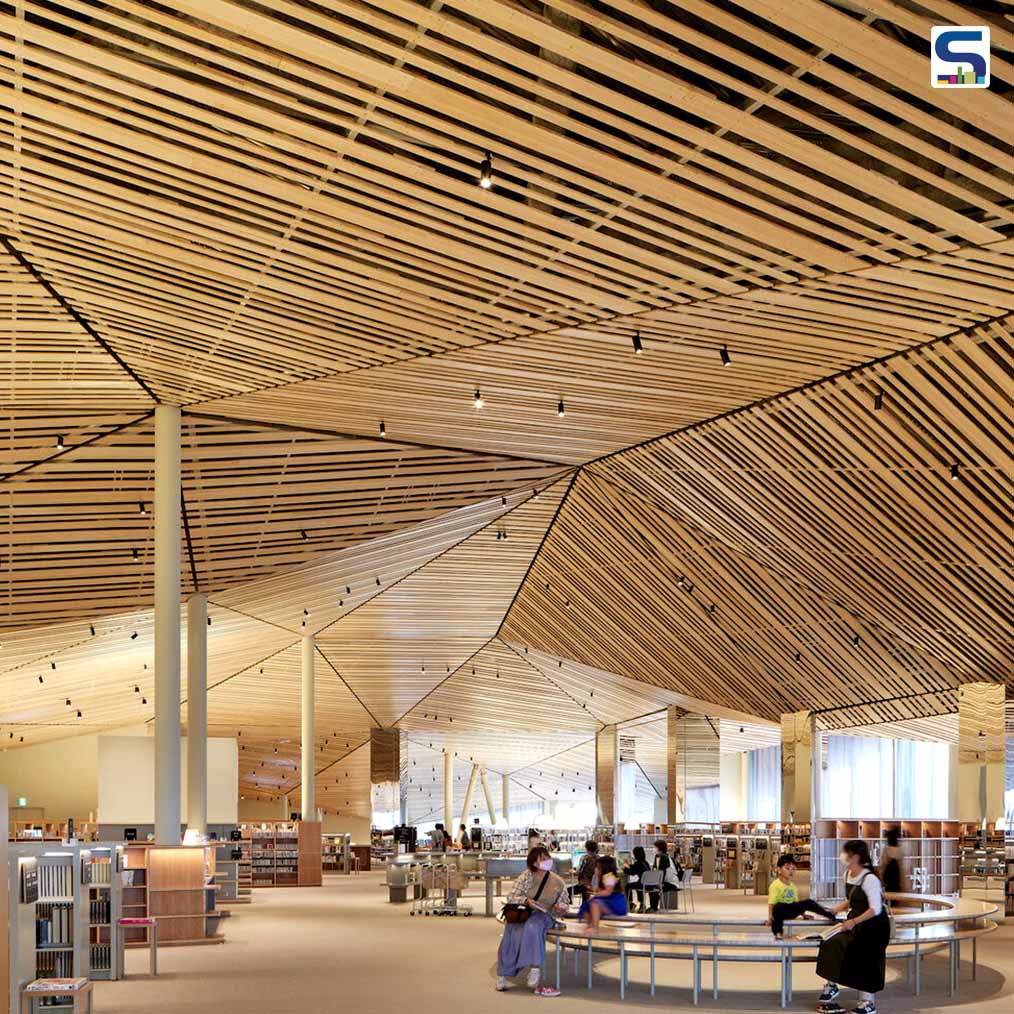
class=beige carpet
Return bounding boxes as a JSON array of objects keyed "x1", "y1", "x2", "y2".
[{"x1": 94, "y1": 874, "x2": 1013, "y2": 1013}]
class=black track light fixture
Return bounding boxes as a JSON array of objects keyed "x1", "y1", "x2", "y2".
[
  {"x1": 873, "y1": 391, "x2": 883, "y2": 411},
  {"x1": 300, "y1": 529, "x2": 308, "y2": 541},
  {"x1": 794, "y1": 652, "x2": 801, "y2": 663},
  {"x1": 56, "y1": 435, "x2": 65, "y2": 450},
  {"x1": 950, "y1": 462, "x2": 960, "y2": 481},
  {"x1": 132, "y1": 548, "x2": 140, "y2": 562},
  {"x1": 478, "y1": 151, "x2": 493, "y2": 189},
  {"x1": 379, "y1": 420, "x2": 386, "y2": 438},
  {"x1": 473, "y1": 387, "x2": 484, "y2": 410},
  {"x1": 38, "y1": 675, "x2": 44, "y2": 684},
  {"x1": 632, "y1": 330, "x2": 643, "y2": 354},
  {"x1": 720, "y1": 345, "x2": 731, "y2": 367},
  {"x1": 89, "y1": 625, "x2": 95, "y2": 636},
  {"x1": 851, "y1": 634, "x2": 861, "y2": 648},
  {"x1": 130, "y1": 631, "x2": 138, "y2": 640},
  {"x1": 557, "y1": 398, "x2": 565, "y2": 418}
]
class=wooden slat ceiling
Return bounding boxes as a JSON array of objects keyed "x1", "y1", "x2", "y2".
[{"x1": 0, "y1": 0, "x2": 1012, "y2": 803}]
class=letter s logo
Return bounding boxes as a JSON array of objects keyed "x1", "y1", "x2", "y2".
[{"x1": 935, "y1": 29, "x2": 987, "y2": 77}]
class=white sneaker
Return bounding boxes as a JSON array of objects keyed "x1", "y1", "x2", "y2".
[
  {"x1": 526, "y1": 968, "x2": 541, "y2": 988},
  {"x1": 496, "y1": 977, "x2": 510, "y2": 991}
]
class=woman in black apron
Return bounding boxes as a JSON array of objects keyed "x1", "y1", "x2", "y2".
[{"x1": 816, "y1": 840, "x2": 890, "y2": 1014}]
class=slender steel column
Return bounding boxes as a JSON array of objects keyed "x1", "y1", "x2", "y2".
[
  {"x1": 502, "y1": 772, "x2": 511, "y2": 828},
  {"x1": 301, "y1": 636, "x2": 315, "y2": 818},
  {"x1": 186, "y1": 592, "x2": 208, "y2": 835},
  {"x1": 154, "y1": 404, "x2": 182, "y2": 844},
  {"x1": 444, "y1": 751, "x2": 454, "y2": 830}
]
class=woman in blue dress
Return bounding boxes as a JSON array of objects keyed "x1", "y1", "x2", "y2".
[{"x1": 579, "y1": 856, "x2": 628, "y2": 931}]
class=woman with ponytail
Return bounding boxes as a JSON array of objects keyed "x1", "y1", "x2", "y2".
[{"x1": 815, "y1": 840, "x2": 891, "y2": 1014}]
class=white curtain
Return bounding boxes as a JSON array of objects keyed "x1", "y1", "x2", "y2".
[
  {"x1": 686, "y1": 785, "x2": 719, "y2": 823},
  {"x1": 822, "y1": 736, "x2": 894, "y2": 816},
  {"x1": 821, "y1": 735, "x2": 950, "y2": 818},
  {"x1": 747, "y1": 745, "x2": 781, "y2": 821}
]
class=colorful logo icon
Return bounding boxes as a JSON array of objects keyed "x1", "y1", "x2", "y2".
[{"x1": 931, "y1": 26, "x2": 990, "y2": 87}]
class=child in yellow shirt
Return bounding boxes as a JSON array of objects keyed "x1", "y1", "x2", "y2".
[{"x1": 767, "y1": 854, "x2": 836, "y2": 939}]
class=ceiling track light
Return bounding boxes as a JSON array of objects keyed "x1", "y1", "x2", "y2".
[
  {"x1": 473, "y1": 387, "x2": 484, "y2": 410},
  {"x1": 139, "y1": 502, "x2": 147, "y2": 515},
  {"x1": 89, "y1": 625, "x2": 95, "y2": 636},
  {"x1": 794, "y1": 652, "x2": 801, "y2": 663},
  {"x1": 873, "y1": 391, "x2": 883, "y2": 411},
  {"x1": 632, "y1": 330, "x2": 643, "y2": 354},
  {"x1": 76, "y1": 710, "x2": 82, "y2": 719},
  {"x1": 851, "y1": 634, "x2": 861, "y2": 648},
  {"x1": 207, "y1": 616, "x2": 212, "y2": 626},
  {"x1": 478, "y1": 151, "x2": 493, "y2": 189},
  {"x1": 130, "y1": 631, "x2": 138, "y2": 640},
  {"x1": 720, "y1": 345, "x2": 731, "y2": 367},
  {"x1": 132, "y1": 548, "x2": 140, "y2": 562},
  {"x1": 38, "y1": 675, "x2": 44, "y2": 684},
  {"x1": 56, "y1": 435, "x2": 65, "y2": 450},
  {"x1": 557, "y1": 398, "x2": 565, "y2": 418},
  {"x1": 950, "y1": 462, "x2": 960, "y2": 481},
  {"x1": 379, "y1": 420, "x2": 386, "y2": 438}
]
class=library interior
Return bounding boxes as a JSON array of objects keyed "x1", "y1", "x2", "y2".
[{"x1": 0, "y1": 2, "x2": 1012, "y2": 1013}]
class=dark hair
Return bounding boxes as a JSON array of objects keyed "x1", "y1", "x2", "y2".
[
  {"x1": 435, "y1": 823, "x2": 444, "y2": 830},
  {"x1": 584, "y1": 840, "x2": 598, "y2": 853},
  {"x1": 632, "y1": 846, "x2": 647, "y2": 863},
  {"x1": 843, "y1": 839, "x2": 875, "y2": 873},
  {"x1": 459, "y1": 824, "x2": 467, "y2": 830},
  {"x1": 527, "y1": 845, "x2": 551, "y2": 871},
  {"x1": 654, "y1": 839, "x2": 668, "y2": 853},
  {"x1": 597, "y1": 856, "x2": 620, "y2": 890},
  {"x1": 885, "y1": 828, "x2": 900, "y2": 848},
  {"x1": 777, "y1": 853, "x2": 796, "y2": 869}
]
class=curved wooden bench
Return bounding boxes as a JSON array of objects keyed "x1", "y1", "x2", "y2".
[{"x1": 546, "y1": 893, "x2": 999, "y2": 1006}]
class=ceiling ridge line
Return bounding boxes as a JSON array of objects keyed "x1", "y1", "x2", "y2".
[
  {"x1": 202, "y1": 600, "x2": 305, "y2": 639},
  {"x1": 585, "y1": 466, "x2": 974, "y2": 690},
  {"x1": 494, "y1": 469, "x2": 581, "y2": 638},
  {"x1": 182, "y1": 409, "x2": 572, "y2": 467},
  {"x1": 176, "y1": 236, "x2": 1014, "y2": 409},
  {"x1": 584, "y1": 305, "x2": 1014, "y2": 470},
  {"x1": 401, "y1": 734, "x2": 507, "y2": 778},
  {"x1": 1, "y1": 235, "x2": 160, "y2": 402},
  {"x1": 307, "y1": 735, "x2": 371, "y2": 785},
  {"x1": 310, "y1": 469, "x2": 577, "y2": 642},
  {"x1": 184, "y1": 638, "x2": 301, "y2": 706},
  {"x1": 313, "y1": 643, "x2": 382, "y2": 729},
  {"x1": 499, "y1": 637, "x2": 609, "y2": 727},
  {"x1": 388, "y1": 636, "x2": 498, "y2": 729},
  {"x1": 0, "y1": 410, "x2": 155, "y2": 486},
  {"x1": 506, "y1": 734, "x2": 598, "y2": 778}
]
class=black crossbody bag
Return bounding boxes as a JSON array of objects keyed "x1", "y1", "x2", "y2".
[{"x1": 501, "y1": 872, "x2": 550, "y2": 924}]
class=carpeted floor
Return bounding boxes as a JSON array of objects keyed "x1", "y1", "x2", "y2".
[{"x1": 94, "y1": 873, "x2": 1013, "y2": 1013}]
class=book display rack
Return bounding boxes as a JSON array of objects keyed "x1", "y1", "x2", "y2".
[
  {"x1": 812, "y1": 819, "x2": 961, "y2": 902},
  {"x1": 241, "y1": 821, "x2": 322, "y2": 888}
]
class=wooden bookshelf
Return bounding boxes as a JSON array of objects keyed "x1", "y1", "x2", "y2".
[
  {"x1": 122, "y1": 845, "x2": 224, "y2": 946},
  {"x1": 242, "y1": 821, "x2": 321, "y2": 888}
]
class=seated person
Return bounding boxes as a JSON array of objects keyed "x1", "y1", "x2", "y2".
[
  {"x1": 578, "y1": 856, "x2": 628, "y2": 931},
  {"x1": 622, "y1": 846, "x2": 651, "y2": 912},
  {"x1": 767, "y1": 854, "x2": 835, "y2": 939}
]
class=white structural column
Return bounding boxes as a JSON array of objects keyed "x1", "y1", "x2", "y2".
[
  {"x1": 444, "y1": 752, "x2": 454, "y2": 831},
  {"x1": 502, "y1": 772, "x2": 510, "y2": 828},
  {"x1": 479, "y1": 768, "x2": 498, "y2": 825},
  {"x1": 186, "y1": 592, "x2": 208, "y2": 836},
  {"x1": 154, "y1": 404, "x2": 182, "y2": 844},
  {"x1": 301, "y1": 636, "x2": 315, "y2": 818},
  {"x1": 460, "y1": 764, "x2": 479, "y2": 827}
]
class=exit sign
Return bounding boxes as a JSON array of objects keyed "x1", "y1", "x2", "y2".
[{"x1": 17, "y1": 797, "x2": 27, "y2": 807}]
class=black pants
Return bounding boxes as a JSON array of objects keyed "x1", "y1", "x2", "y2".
[
  {"x1": 647, "y1": 887, "x2": 677, "y2": 912},
  {"x1": 771, "y1": 899, "x2": 833, "y2": 935}
]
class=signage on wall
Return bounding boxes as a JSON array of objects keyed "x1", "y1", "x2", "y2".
[
  {"x1": 17, "y1": 796, "x2": 27, "y2": 807},
  {"x1": 619, "y1": 736, "x2": 637, "y2": 763},
  {"x1": 20, "y1": 858, "x2": 39, "y2": 905}
]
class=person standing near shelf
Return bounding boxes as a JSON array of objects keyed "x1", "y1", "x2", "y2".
[
  {"x1": 816, "y1": 840, "x2": 891, "y2": 1014},
  {"x1": 457, "y1": 824, "x2": 471, "y2": 850},
  {"x1": 879, "y1": 828, "x2": 908, "y2": 894},
  {"x1": 496, "y1": 846, "x2": 569, "y2": 997},
  {"x1": 766, "y1": 854, "x2": 835, "y2": 938}
]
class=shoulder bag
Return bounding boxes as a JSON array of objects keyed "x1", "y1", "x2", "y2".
[{"x1": 501, "y1": 873, "x2": 549, "y2": 924}]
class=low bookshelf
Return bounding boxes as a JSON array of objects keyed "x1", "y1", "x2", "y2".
[
  {"x1": 241, "y1": 821, "x2": 322, "y2": 887},
  {"x1": 122, "y1": 845, "x2": 224, "y2": 946}
]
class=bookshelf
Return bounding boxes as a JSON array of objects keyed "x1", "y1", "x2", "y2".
[
  {"x1": 122, "y1": 845, "x2": 224, "y2": 946},
  {"x1": 241, "y1": 821, "x2": 322, "y2": 887},
  {"x1": 212, "y1": 843, "x2": 246, "y2": 904},
  {"x1": 812, "y1": 819, "x2": 961, "y2": 902},
  {"x1": 322, "y1": 833, "x2": 352, "y2": 873},
  {"x1": 9, "y1": 821, "x2": 99, "y2": 844},
  {"x1": 7, "y1": 846, "x2": 92, "y2": 1011},
  {"x1": 85, "y1": 845, "x2": 121, "y2": 980}
]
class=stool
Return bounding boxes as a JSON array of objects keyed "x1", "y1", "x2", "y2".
[
  {"x1": 21, "y1": 980, "x2": 93, "y2": 1013},
  {"x1": 117, "y1": 916, "x2": 158, "y2": 976}
]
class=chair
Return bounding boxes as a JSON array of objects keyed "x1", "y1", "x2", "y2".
[
  {"x1": 641, "y1": 870, "x2": 664, "y2": 911},
  {"x1": 678, "y1": 867, "x2": 695, "y2": 912}
]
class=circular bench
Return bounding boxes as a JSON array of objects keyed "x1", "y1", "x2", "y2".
[{"x1": 546, "y1": 893, "x2": 998, "y2": 1006}]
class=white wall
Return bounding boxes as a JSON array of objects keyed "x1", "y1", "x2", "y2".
[
  {"x1": 98, "y1": 736, "x2": 237, "y2": 824},
  {"x1": 0, "y1": 725, "x2": 149, "y2": 819}
]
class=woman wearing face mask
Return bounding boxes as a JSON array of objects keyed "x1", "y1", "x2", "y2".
[
  {"x1": 816, "y1": 840, "x2": 891, "y2": 1014},
  {"x1": 496, "y1": 846, "x2": 569, "y2": 996}
]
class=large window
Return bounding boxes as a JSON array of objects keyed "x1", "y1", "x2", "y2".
[
  {"x1": 747, "y1": 745, "x2": 781, "y2": 821},
  {"x1": 821, "y1": 735, "x2": 950, "y2": 818}
]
